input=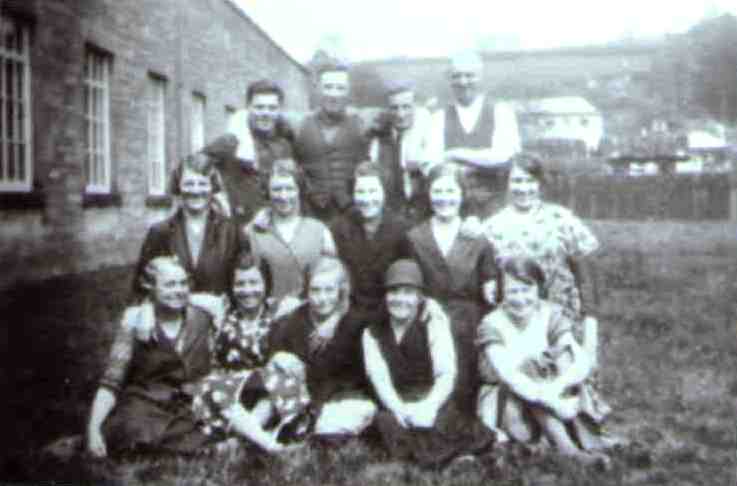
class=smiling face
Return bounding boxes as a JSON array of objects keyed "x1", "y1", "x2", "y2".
[
  {"x1": 502, "y1": 273, "x2": 540, "y2": 321},
  {"x1": 388, "y1": 90, "x2": 415, "y2": 131},
  {"x1": 152, "y1": 264, "x2": 190, "y2": 313},
  {"x1": 317, "y1": 70, "x2": 350, "y2": 118},
  {"x1": 269, "y1": 173, "x2": 300, "y2": 217},
  {"x1": 386, "y1": 285, "x2": 422, "y2": 324},
  {"x1": 233, "y1": 266, "x2": 266, "y2": 313},
  {"x1": 307, "y1": 270, "x2": 342, "y2": 321},
  {"x1": 353, "y1": 175, "x2": 385, "y2": 222},
  {"x1": 429, "y1": 174, "x2": 463, "y2": 220},
  {"x1": 508, "y1": 165, "x2": 541, "y2": 211},
  {"x1": 248, "y1": 92, "x2": 281, "y2": 135},
  {"x1": 449, "y1": 55, "x2": 482, "y2": 107},
  {"x1": 179, "y1": 168, "x2": 213, "y2": 215}
]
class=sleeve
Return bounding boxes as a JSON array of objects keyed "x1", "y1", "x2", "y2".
[
  {"x1": 423, "y1": 311, "x2": 457, "y2": 410},
  {"x1": 560, "y1": 208, "x2": 600, "y2": 258},
  {"x1": 476, "y1": 314, "x2": 504, "y2": 347},
  {"x1": 321, "y1": 225, "x2": 337, "y2": 256},
  {"x1": 99, "y1": 308, "x2": 138, "y2": 393},
  {"x1": 490, "y1": 102, "x2": 521, "y2": 159},
  {"x1": 362, "y1": 328, "x2": 404, "y2": 413},
  {"x1": 547, "y1": 305, "x2": 575, "y2": 346},
  {"x1": 226, "y1": 109, "x2": 256, "y2": 163},
  {"x1": 424, "y1": 109, "x2": 446, "y2": 165}
]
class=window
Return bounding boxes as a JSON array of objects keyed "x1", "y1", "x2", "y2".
[
  {"x1": 191, "y1": 92, "x2": 205, "y2": 152},
  {"x1": 84, "y1": 48, "x2": 112, "y2": 193},
  {"x1": 0, "y1": 14, "x2": 32, "y2": 192},
  {"x1": 147, "y1": 75, "x2": 166, "y2": 196}
]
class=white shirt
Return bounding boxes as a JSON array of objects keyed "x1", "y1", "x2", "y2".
[{"x1": 426, "y1": 96, "x2": 521, "y2": 167}]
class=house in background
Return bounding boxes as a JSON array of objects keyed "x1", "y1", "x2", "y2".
[
  {"x1": 518, "y1": 96, "x2": 604, "y2": 155},
  {"x1": 0, "y1": 0, "x2": 310, "y2": 291}
]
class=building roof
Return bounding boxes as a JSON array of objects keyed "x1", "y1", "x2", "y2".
[
  {"x1": 222, "y1": 0, "x2": 309, "y2": 74},
  {"x1": 522, "y1": 96, "x2": 599, "y2": 115}
]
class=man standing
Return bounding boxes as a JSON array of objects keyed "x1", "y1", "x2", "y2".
[
  {"x1": 370, "y1": 82, "x2": 434, "y2": 222},
  {"x1": 427, "y1": 51, "x2": 521, "y2": 218},
  {"x1": 290, "y1": 63, "x2": 373, "y2": 223},
  {"x1": 221, "y1": 80, "x2": 294, "y2": 224}
]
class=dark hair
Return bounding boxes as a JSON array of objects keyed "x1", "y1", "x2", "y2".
[
  {"x1": 267, "y1": 157, "x2": 304, "y2": 193},
  {"x1": 246, "y1": 79, "x2": 285, "y2": 105},
  {"x1": 496, "y1": 256, "x2": 547, "y2": 302},
  {"x1": 509, "y1": 152, "x2": 546, "y2": 185},
  {"x1": 168, "y1": 152, "x2": 222, "y2": 196},
  {"x1": 233, "y1": 251, "x2": 273, "y2": 301},
  {"x1": 426, "y1": 163, "x2": 468, "y2": 214}
]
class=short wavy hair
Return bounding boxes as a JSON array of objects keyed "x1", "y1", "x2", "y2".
[
  {"x1": 246, "y1": 79, "x2": 285, "y2": 105},
  {"x1": 303, "y1": 255, "x2": 352, "y2": 312},
  {"x1": 496, "y1": 256, "x2": 547, "y2": 302},
  {"x1": 168, "y1": 152, "x2": 222, "y2": 196},
  {"x1": 509, "y1": 152, "x2": 547, "y2": 186},
  {"x1": 139, "y1": 255, "x2": 189, "y2": 293},
  {"x1": 232, "y1": 250, "x2": 274, "y2": 302}
]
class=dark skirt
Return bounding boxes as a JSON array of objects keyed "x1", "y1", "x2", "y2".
[
  {"x1": 103, "y1": 385, "x2": 210, "y2": 455},
  {"x1": 374, "y1": 399, "x2": 496, "y2": 468},
  {"x1": 445, "y1": 299, "x2": 485, "y2": 415}
]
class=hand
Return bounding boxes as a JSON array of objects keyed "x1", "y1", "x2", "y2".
[
  {"x1": 274, "y1": 295, "x2": 304, "y2": 320},
  {"x1": 420, "y1": 298, "x2": 447, "y2": 323},
  {"x1": 249, "y1": 208, "x2": 272, "y2": 232},
  {"x1": 86, "y1": 427, "x2": 107, "y2": 458},
  {"x1": 404, "y1": 402, "x2": 437, "y2": 428},
  {"x1": 459, "y1": 216, "x2": 483, "y2": 238},
  {"x1": 550, "y1": 396, "x2": 580, "y2": 421},
  {"x1": 483, "y1": 280, "x2": 497, "y2": 306},
  {"x1": 211, "y1": 192, "x2": 232, "y2": 218}
]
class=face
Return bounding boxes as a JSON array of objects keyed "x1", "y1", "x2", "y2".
[
  {"x1": 318, "y1": 70, "x2": 350, "y2": 117},
  {"x1": 386, "y1": 285, "x2": 422, "y2": 323},
  {"x1": 429, "y1": 174, "x2": 462, "y2": 220},
  {"x1": 179, "y1": 168, "x2": 213, "y2": 214},
  {"x1": 269, "y1": 174, "x2": 299, "y2": 217},
  {"x1": 308, "y1": 270, "x2": 342, "y2": 321},
  {"x1": 233, "y1": 267, "x2": 266, "y2": 312},
  {"x1": 388, "y1": 90, "x2": 415, "y2": 130},
  {"x1": 449, "y1": 59, "x2": 482, "y2": 107},
  {"x1": 502, "y1": 274, "x2": 539, "y2": 320},
  {"x1": 152, "y1": 264, "x2": 190, "y2": 312},
  {"x1": 353, "y1": 175, "x2": 385, "y2": 221},
  {"x1": 508, "y1": 165, "x2": 541, "y2": 211},
  {"x1": 248, "y1": 93, "x2": 281, "y2": 134}
]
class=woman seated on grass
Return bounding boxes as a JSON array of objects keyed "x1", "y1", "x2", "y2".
[
  {"x1": 87, "y1": 256, "x2": 214, "y2": 457},
  {"x1": 476, "y1": 257, "x2": 614, "y2": 466},
  {"x1": 362, "y1": 259, "x2": 495, "y2": 468},
  {"x1": 188, "y1": 251, "x2": 309, "y2": 453}
]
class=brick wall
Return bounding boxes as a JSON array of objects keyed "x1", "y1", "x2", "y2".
[{"x1": 0, "y1": 0, "x2": 310, "y2": 290}]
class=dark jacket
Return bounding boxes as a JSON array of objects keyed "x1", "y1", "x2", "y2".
[{"x1": 131, "y1": 209, "x2": 244, "y2": 300}]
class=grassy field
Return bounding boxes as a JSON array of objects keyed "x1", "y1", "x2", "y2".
[{"x1": 4, "y1": 221, "x2": 736, "y2": 485}]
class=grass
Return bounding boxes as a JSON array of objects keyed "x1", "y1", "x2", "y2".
[{"x1": 4, "y1": 221, "x2": 737, "y2": 485}]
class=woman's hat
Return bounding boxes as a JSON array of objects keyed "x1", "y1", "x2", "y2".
[{"x1": 384, "y1": 259, "x2": 425, "y2": 291}]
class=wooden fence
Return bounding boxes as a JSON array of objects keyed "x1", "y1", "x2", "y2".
[{"x1": 545, "y1": 173, "x2": 735, "y2": 221}]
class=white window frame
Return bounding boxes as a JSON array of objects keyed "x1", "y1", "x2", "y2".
[
  {"x1": 84, "y1": 48, "x2": 112, "y2": 194},
  {"x1": 147, "y1": 75, "x2": 167, "y2": 196},
  {"x1": 0, "y1": 14, "x2": 32, "y2": 192},
  {"x1": 191, "y1": 92, "x2": 205, "y2": 153}
]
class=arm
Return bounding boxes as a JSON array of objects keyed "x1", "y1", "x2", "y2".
[
  {"x1": 547, "y1": 331, "x2": 593, "y2": 395},
  {"x1": 226, "y1": 109, "x2": 256, "y2": 164},
  {"x1": 362, "y1": 330, "x2": 409, "y2": 425},
  {"x1": 222, "y1": 401, "x2": 285, "y2": 452},
  {"x1": 130, "y1": 228, "x2": 161, "y2": 302},
  {"x1": 321, "y1": 225, "x2": 337, "y2": 256},
  {"x1": 87, "y1": 309, "x2": 138, "y2": 456},
  {"x1": 188, "y1": 293, "x2": 228, "y2": 330},
  {"x1": 568, "y1": 255, "x2": 598, "y2": 317},
  {"x1": 486, "y1": 343, "x2": 549, "y2": 404},
  {"x1": 444, "y1": 102, "x2": 520, "y2": 169},
  {"x1": 409, "y1": 309, "x2": 456, "y2": 426}
]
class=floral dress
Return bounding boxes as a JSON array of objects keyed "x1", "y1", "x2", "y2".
[
  {"x1": 484, "y1": 202, "x2": 599, "y2": 320},
  {"x1": 192, "y1": 304, "x2": 311, "y2": 441}
]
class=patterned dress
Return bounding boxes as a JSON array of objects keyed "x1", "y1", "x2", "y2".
[
  {"x1": 192, "y1": 304, "x2": 311, "y2": 442},
  {"x1": 484, "y1": 202, "x2": 599, "y2": 319}
]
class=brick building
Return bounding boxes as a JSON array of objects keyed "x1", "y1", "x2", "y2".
[{"x1": 0, "y1": 0, "x2": 310, "y2": 290}]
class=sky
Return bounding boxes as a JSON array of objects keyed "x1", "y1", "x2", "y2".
[{"x1": 234, "y1": 0, "x2": 737, "y2": 63}]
